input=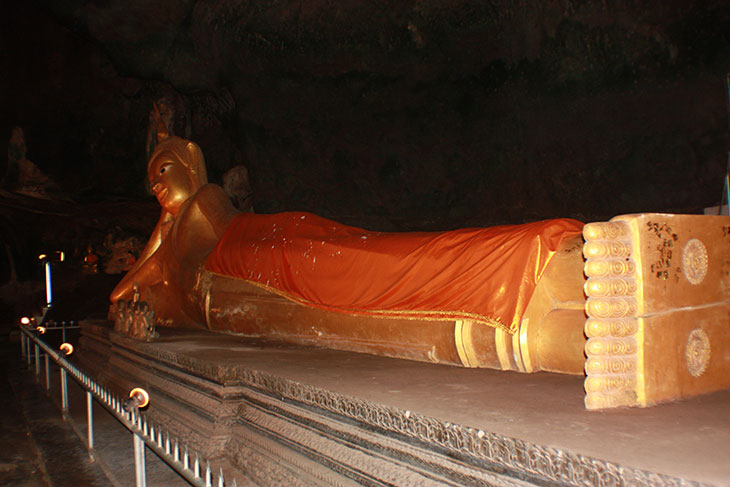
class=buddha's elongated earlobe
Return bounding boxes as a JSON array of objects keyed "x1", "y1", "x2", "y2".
[{"x1": 186, "y1": 141, "x2": 208, "y2": 186}]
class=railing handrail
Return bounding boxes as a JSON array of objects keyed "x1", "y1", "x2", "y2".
[{"x1": 19, "y1": 325, "x2": 234, "y2": 487}]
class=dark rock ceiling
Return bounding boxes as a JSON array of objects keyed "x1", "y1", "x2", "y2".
[{"x1": 3, "y1": 0, "x2": 730, "y2": 233}]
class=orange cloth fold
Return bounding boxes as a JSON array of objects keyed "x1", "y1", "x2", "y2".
[{"x1": 205, "y1": 213, "x2": 583, "y2": 332}]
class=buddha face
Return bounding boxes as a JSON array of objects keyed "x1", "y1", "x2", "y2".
[{"x1": 148, "y1": 153, "x2": 195, "y2": 214}]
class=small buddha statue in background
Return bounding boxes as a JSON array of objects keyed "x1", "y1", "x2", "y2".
[{"x1": 82, "y1": 245, "x2": 99, "y2": 275}]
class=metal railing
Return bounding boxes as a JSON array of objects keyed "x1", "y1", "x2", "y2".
[{"x1": 19, "y1": 325, "x2": 237, "y2": 487}]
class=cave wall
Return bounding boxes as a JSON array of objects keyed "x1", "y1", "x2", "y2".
[{"x1": 3, "y1": 1, "x2": 730, "y2": 230}]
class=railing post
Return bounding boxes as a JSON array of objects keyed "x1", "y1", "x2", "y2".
[
  {"x1": 20, "y1": 331, "x2": 26, "y2": 358},
  {"x1": 44, "y1": 354, "x2": 50, "y2": 391},
  {"x1": 133, "y1": 432, "x2": 147, "y2": 487},
  {"x1": 60, "y1": 368, "x2": 68, "y2": 411},
  {"x1": 34, "y1": 344, "x2": 40, "y2": 377},
  {"x1": 86, "y1": 391, "x2": 94, "y2": 454},
  {"x1": 26, "y1": 337, "x2": 32, "y2": 368}
]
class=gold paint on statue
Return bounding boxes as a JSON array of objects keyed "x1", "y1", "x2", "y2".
[
  {"x1": 494, "y1": 328, "x2": 512, "y2": 371},
  {"x1": 110, "y1": 132, "x2": 238, "y2": 327},
  {"x1": 110, "y1": 122, "x2": 730, "y2": 409},
  {"x1": 583, "y1": 219, "x2": 643, "y2": 409},
  {"x1": 518, "y1": 318, "x2": 533, "y2": 373},
  {"x1": 511, "y1": 326, "x2": 525, "y2": 372},
  {"x1": 454, "y1": 320, "x2": 479, "y2": 368},
  {"x1": 111, "y1": 126, "x2": 592, "y2": 377}
]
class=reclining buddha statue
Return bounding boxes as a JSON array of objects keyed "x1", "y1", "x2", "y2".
[{"x1": 111, "y1": 128, "x2": 730, "y2": 410}]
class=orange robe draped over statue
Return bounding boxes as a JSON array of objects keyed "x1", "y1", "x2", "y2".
[{"x1": 205, "y1": 213, "x2": 583, "y2": 333}]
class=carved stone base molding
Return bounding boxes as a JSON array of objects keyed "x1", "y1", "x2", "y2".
[{"x1": 75, "y1": 321, "x2": 726, "y2": 487}]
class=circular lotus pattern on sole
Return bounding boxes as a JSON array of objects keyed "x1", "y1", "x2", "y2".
[
  {"x1": 682, "y1": 238, "x2": 708, "y2": 285},
  {"x1": 685, "y1": 328, "x2": 710, "y2": 378}
]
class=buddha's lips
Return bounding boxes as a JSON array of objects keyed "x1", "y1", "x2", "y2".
[{"x1": 156, "y1": 188, "x2": 168, "y2": 202}]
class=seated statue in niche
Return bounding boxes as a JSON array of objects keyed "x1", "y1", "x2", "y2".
[{"x1": 110, "y1": 122, "x2": 730, "y2": 410}]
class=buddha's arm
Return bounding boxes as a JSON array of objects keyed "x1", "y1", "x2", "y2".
[
  {"x1": 166, "y1": 184, "x2": 238, "y2": 274},
  {"x1": 110, "y1": 211, "x2": 172, "y2": 302}
]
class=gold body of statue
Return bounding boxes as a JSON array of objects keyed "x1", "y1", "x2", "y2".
[
  {"x1": 110, "y1": 135, "x2": 588, "y2": 373},
  {"x1": 110, "y1": 136, "x2": 238, "y2": 327},
  {"x1": 111, "y1": 132, "x2": 730, "y2": 410}
]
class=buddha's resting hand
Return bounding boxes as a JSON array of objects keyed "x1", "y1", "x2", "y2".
[{"x1": 110, "y1": 254, "x2": 163, "y2": 303}]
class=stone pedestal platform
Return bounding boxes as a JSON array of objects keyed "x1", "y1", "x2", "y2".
[{"x1": 75, "y1": 320, "x2": 730, "y2": 487}]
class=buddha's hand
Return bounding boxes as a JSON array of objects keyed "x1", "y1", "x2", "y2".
[
  {"x1": 109, "y1": 257, "x2": 162, "y2": 303},
  {"x1": 110, "y1": 280, "x2": 134, "y2": 303}
]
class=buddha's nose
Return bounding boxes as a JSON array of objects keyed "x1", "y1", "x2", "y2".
[{"x1": 152, "y1": 182, "x2": 161, "y2": 193}]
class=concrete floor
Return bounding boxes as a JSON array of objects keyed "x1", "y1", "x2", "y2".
[{"x1": 0, "y1": 330, "x2": 106, "y2": 486}]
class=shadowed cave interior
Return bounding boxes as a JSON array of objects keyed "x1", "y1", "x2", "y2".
[
  {"x1": 2, "y1": 0, "x2": 730, "y2": 352},
  {"x1": 3, "y1": 2, "x2": 730, "y2": 319}
]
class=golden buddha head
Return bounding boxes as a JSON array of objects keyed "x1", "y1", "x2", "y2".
[{"x1": 147, "y1": 136, "x2": 208, "y2": 215}]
